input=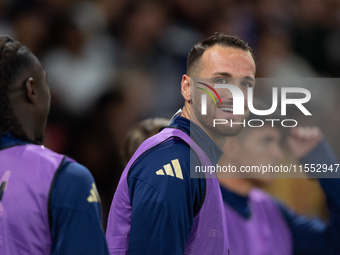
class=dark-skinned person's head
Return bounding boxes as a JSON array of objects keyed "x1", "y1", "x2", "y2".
[{"x1": 0, "y1": 36, "x2": 50, "y2": 145}]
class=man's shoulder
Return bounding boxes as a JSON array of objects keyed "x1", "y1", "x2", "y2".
[
  {"x1": 17, "y1": 144, "x2": 64, "y2": 162},
  {"x1": 147, "y1": 135, "x2": 191, "y2": 154},
  {"x1": 128, "y1": 136, "x2": 198, "y2": 182},
  {"x1": 51, "y1": 159, "x2": 98, "y2": 210},
  {"x1": 2, "y1": 144, "x2": 65, "y2": 174},
  {"x1": 21, "y1": 146, "x2": 94, "y2": 186},
  {"x1": 58, "y1": 159, "x2": 94, "y2": 184},
  {"x1": 17, "y1": 145, "x2": 94, "y2": 190}
]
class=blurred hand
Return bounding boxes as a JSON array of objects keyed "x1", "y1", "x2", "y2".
[{"x1": 287, "y1": 127, "x2": 323, "y2": 159}]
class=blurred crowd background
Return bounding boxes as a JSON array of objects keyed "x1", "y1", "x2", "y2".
[{"x1": 1, "y1": 0, "x2": 340, "y2": 228}]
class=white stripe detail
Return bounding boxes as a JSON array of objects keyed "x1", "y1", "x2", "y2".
[
  {"x1": 156, "y1": 169, "x2": 165, "y2": 175},
  {"x1": 171, "y1": 159, "x2": 183, "y2": 179},
  {"x1": 163, "y1": 164, "x2": 174, "y2": 176}
]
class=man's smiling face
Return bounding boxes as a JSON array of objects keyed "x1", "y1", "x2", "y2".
[{"x1": 191, "y1": 45, "x2": 256, "y2": 138}]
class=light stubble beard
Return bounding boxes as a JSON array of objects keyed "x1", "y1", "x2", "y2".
[{"x1": 191, "y1": 104, "x2": 246, "y2": 138}]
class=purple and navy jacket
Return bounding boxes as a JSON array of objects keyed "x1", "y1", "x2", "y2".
[
  {"x1": 0, "y1": 133, "x2": 109, "y2": 255},
  {"x1": 222, "y1": 140, "x2": 340, "y2": 255},
  {"x1": 106, "y1": 116, "x2": 229, "y2": 254}
]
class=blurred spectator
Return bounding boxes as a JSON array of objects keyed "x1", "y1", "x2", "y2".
[
  {"x1": 101, "y1": 68, "x2": 155, "y2": 148},
  {"x1": 292, "y1": 0, "x2": 331, "y2": 75},
  {"x1": 0, "y1": 0, "x2": 12, "y2": 36},
  {"x1": 11, "y1": 8, "x2": 50, "y2": 57},
  {"x1": 40, "y1": 0, "x2": 76, "y2": 14},
  {"x1": 66, "y1": 68, "x2": 154, "y2": 228},
  {"x1": 121, "y1": 117, "x2": 170, "y2": 165},
  {"x1": 256, "y1": 28, "x2": 318, "y2": 78},
  {"x1": 42, "y1": 18, "x2": 116, "y2": 115},
  {"x1": 114, "y1": 0, "x2": 170, "y2": 66},
  {"x1": 325, "y1": 1, "x2": 340, "y2": 77}
]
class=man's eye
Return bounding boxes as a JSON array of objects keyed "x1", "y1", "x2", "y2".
[
  {"x1": 241, "y1": 81, "x2": 253, "y2": 88},
  {"x1": 215, "y1": 78, "x2": 229, "y2": 84}
]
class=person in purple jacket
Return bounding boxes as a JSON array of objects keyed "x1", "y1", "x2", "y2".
[
  {"x1": 106, "y1": 33, "x2": 256, "y2": 254},
  {"x1": 0, "y1": 36, "x2": 109, "y2": 254},
  {"x1": 219, "y1": 114, "x2": 340, "y2": 254}
]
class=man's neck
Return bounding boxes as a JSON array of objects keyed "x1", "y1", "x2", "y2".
[{"x1": 180, "y1": 104, "x2": 190, "y2": 120}]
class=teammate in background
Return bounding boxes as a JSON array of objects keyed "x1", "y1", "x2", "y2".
[
  {"x1": 106, "y1": 33, "x2": 256, "y2": 254},
  {"x1": 218, "y1": 112, "x2": 340, "y2": 254},
  {"x1": 0, "y1": 36, "x2": 109, "y2": 254},
  {"x1": 121, "y1": 118, "x2": 170, "y2": 166}
]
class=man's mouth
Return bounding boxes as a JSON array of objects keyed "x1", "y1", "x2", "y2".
[{"x1": 218, "y1": 106, "x2": 233, "y2": 113}]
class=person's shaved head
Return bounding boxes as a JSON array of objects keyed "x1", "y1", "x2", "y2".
[{"x1": 0, "y1": 36, "x2": 50, "y2": 144}]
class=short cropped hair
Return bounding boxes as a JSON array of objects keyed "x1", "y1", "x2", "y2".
[
  {"x1": 0, "y1": 36, "x2": 35, "y2": 141},
  {"x1": 187, "y1": 33, "x2": 254, "y2": 76}
]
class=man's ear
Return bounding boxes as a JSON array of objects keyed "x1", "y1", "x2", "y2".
[
  {"x1": 25, "y1": 77, "x2": 37, "y2": 104},
  {"x1": 181, "y1": 75, "x2": 191, "y2": 102}
]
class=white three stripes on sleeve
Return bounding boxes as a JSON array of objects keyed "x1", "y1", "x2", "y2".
[{"x1": 156, "y1": 159, "x2": 184, "y2": 180}]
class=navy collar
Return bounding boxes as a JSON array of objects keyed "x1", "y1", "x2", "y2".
[
  {"x1": 168, "y1": 115, "x2": 223, "y2": 165},
  {"x1": 0, "y1": 132, "x2": 30, "y2": 149},
  {"x1": 220, "y1": 185, "x2": 251, "y2": 219}
]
